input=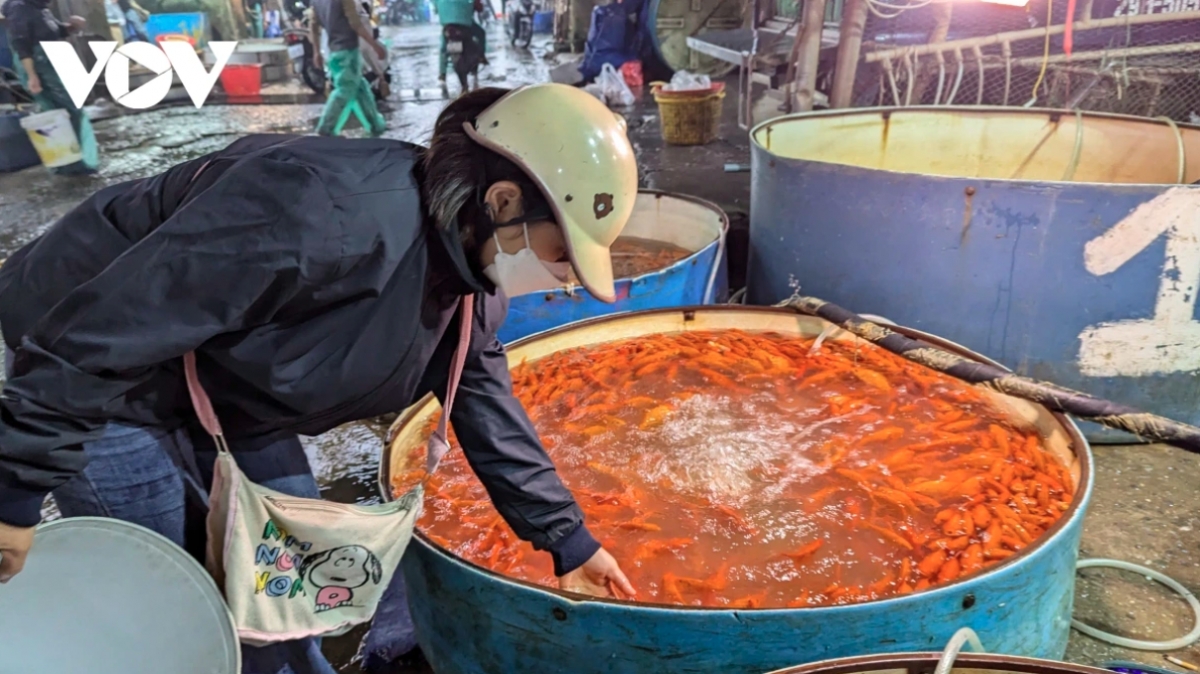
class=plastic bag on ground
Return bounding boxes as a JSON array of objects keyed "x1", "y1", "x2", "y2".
[
  {"x1": 663, "y1": 70, "x2": 712, "y2": 92},
  {"x1": 621, "y1": 60, "x2": 644, "y2": 89},
  {"x1": 585, "y1": 63, "x2": 635, "y2": 107}
]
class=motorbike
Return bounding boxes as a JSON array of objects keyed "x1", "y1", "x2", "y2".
[
  {"x1": 283, "y1": 25, "x2": 326, "y2": 94},
  {"x1": 506, "y1": 0, "x2": 533, "y2": 48},
  {"x1": 442, "y1": 23, "x2": 484, "y2": 94},
  {"x1": 475, "y1": 0, "x2": 496, "y2": 26}
]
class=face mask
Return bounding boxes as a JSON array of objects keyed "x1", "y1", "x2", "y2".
[{"x1": 482, "y1": 225, "x2": 571, "y2": 297}]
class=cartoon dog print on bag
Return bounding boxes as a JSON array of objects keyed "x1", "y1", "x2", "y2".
[{"x1": 298, "y1": 545, "x2": 383, "y2": 612}]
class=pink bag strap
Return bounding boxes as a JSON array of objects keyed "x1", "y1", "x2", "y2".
[
  {"x1": 181, "y1": 294, "x2": 476, "y2": 469},
  {"x1": 426, "y1": 294, "x2": 474, "y2": 474},
  {"x1": 183, "y1": 351, "x2": 230, "y2": 453}
]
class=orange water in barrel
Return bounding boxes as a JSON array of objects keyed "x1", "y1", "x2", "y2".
[{"x1": 393, "y1": 330, "x2": 1074, "y2": 608}]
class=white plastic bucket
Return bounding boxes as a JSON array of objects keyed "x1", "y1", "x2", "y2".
[
  {"x1": 0, "y1": 518, "x2": 241, "y2": 673},
  {"x1": 19, "y1": 109, "x2": 83, "y2": 168}
]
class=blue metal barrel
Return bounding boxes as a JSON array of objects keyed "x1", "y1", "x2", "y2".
[
  {"x1": 748, "y1": 108, "x2": 1200, "y2": 442},
  {"x1": 498, "y1": 190, "x2": 728, "y2": 344},
  {"x1": 382, "y1": 306, "x2": 1093, "y2": 674}
]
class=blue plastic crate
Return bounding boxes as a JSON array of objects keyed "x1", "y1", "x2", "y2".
[{"x1": 144, "y1": 12, "x2": 210, "y2": 48}]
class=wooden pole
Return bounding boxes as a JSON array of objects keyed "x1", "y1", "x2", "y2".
[
  {"x1": 829, "y1": 0, "x2": 867, "y2": 108},
  {"x1": 793, "y1": 0, "x2": 828, "y2": 111}
]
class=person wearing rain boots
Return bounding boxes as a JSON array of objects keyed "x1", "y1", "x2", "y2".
[
  {"x1": 435, "y1": 0, "x2": 487, "y2": 84},
  {"x1": 310, "y1": 0, "x2": 387, "y2": 136},
  {"x1": 3, "y1": 0, "x2": 100, "y2": 174}
]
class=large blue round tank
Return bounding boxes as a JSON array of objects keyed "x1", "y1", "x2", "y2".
[
  {"x1": 498, "y1": 190, "x2": 728, "y2": 344},
  {"x1": 748, "y1": 108, "x2": 1200, "y2": 441},
  {"x1": 382, "y1": 306, "x2": 1093, "y2": 674}
]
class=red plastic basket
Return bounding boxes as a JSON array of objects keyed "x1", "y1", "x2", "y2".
[{"x1": 219, "y1": 63, "x2": 262, "y2": 97}]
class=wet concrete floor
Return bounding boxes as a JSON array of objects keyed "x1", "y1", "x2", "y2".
[{"x1": 0, "y1": 20, "x2": 1196, "y2": 674}]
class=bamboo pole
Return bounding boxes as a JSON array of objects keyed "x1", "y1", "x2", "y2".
[
  {"x1": 865, "y1": 11, "x2": 1200, "y2": 63},
  {"x1": 964, "y1": 41, "x2": 1200, "y2": 70},
  {"x1": 793, "y1": 0, "x2": 829, "y2": 111},
  {"x1": 829, "y1": 0, "x2": 868, "y2": 108}
]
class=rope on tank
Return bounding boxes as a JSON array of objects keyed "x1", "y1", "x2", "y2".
[{"x1": 781, "y1": 295, "x2": 1200, "y2": 453}]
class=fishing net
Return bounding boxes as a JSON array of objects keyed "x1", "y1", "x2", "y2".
[{"x1": 853, "y1": 0, "x2": 1200, "y2": 122}]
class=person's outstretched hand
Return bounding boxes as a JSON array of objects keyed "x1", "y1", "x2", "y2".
[
  {"x1": 558, "y1": 547, "x2": 636, "y2": 599},
  {"x1": 0, "y1": 521, "x2": 36, "y2": 583}
]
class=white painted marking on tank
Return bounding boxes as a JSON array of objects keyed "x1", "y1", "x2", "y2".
[{"x1": 1078, "y1": 187, "x2": 1200, "y2": 377}]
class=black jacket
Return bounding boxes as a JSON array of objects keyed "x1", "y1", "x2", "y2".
[
  {"x1": 2, "y1": 0, "x2": 68, "y2": 60},
  {"x1": 0, "y1": 135, "x2": 599, "y2": 575}
]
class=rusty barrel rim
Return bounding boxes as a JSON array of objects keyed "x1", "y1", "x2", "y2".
[
  {"x1": 378, "y1": 305, "x2": 1093, "y2": 611},
  {"x1": 769, "y1": 651, "x2": 1116, "y2": 674},
  {"x1": 750, "y1": 105, "x2": 1200, "y2": 188}
]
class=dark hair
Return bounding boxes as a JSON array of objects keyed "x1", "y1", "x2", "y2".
[{"x1": 422, "y1": 87, "x2": 551, "y2": 249}]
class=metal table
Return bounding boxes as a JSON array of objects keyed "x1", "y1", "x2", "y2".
[{"x1": 687, "y1": 24, "x2": 840, "y2": 128}]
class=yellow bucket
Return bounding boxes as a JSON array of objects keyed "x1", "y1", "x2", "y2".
[
  {"x1": 651, "y1": 82, "x2": 726, "y2": 146},
  {"x1": 19, "y1": 109, "x2": 83, "y2": 169}
]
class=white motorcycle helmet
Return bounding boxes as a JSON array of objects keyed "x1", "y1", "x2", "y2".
[{"x1": 464, "y1": 83, "x2": 639, "y2": 303}]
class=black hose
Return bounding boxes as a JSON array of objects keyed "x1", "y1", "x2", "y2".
[{"x1": 784, "y1": 296, "x2": 1200, "y2": 453}]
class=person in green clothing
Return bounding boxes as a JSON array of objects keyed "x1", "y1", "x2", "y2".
[
  {"x1": 435, "y1": 0, "x2": 486, "y2": 84},
  {"x1": 3, "y1": 0, "x2": 99, "y2": 174},
  {"x1": 310, "y1": 0, "x2": 387, "y2": 136}
]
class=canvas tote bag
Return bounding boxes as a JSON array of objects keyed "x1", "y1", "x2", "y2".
[{"x1": 187, "y1": 295, "x2": 474, "y2": 646}]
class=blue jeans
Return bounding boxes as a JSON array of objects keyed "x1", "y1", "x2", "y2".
[{"x1": 51, "y1": 423, "x2": 338, "y2": 674}]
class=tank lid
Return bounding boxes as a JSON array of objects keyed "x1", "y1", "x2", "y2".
[{"x1": 0, "y1": 517, "x2": 240, "y2": 673}]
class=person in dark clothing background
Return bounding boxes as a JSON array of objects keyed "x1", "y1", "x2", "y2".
[
  {"x1": 0, "y1": 84, "x2": 638, "y2": 674},
  {"x1": 2, "y1": 0, "x2": 99, "y2": 173}
]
